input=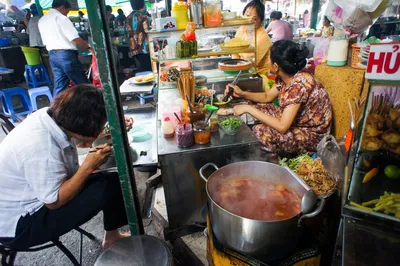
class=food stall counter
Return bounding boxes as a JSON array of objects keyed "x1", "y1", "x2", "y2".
[{"x1": 157, "y1": 88, "x2": 262, "y2": 238}]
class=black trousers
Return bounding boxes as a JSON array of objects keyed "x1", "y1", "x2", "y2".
[{"x1": 2, "y1": 172, "x2": 128, "y2": 249}]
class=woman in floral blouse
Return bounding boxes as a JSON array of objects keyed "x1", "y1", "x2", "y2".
[
  {"x1": 126, "y1": 1, "x2": 152, "y2": 71},
  {"x1": 226, "y1": 40, "x2": 332, "y2": 154}
]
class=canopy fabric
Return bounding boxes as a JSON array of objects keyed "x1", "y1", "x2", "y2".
[{"x1": 37, "y1": 0, "x2": 119, "y2": 9}]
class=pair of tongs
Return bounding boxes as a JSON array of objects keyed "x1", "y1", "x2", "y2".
[{"x1": 222, "y1": 70, "x2": 242, "y2": 103}]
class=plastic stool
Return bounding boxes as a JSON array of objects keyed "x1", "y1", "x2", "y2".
[
  {"x1": 0, "y1": 87, "x2": 31, "y2": 120},
  {"x1": 135, "y1": 71, "x2": 154, "y2": 105},
  {"x1": 25, "y1": 64, "x2": 52, "y2": 88},
  {"x1": 28, "y1": 86, "x2": 53, "y2": 111},
  {"x1": 136, "y1": 93, "x2": 154, "y2": 105}
]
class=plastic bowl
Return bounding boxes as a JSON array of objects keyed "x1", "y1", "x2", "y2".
[
  {"x1": 222, "y1": 12, "x2": 237, "y2": 20},
  {"x1": 92, "y1": 134, "x2": 112, "y2": 147},
  {"x1": 218, "y1": 117, "x2": 243, "y2": 135}
]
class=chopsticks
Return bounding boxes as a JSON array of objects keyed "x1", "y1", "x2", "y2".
[{"x1": 89, "y1": 144, "x2": 113, "y2": 153}]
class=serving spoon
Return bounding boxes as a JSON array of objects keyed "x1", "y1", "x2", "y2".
[{"x1": 301, "y1": 190, "x2": 318, "y2": 214}]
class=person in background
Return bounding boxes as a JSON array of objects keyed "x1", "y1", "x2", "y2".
[
  {"x1": 27, "y1": 4, "x2": 43, "y2": 47},
  {"x1": 315, "y1": 16, "x2": 334, "y2": 38},
  {"x1": 126, "y1": 0, "x2": 152, "y2": 72},
  {"x1": 106, "y1": 5, "x2": 115, "y2": 29},
  {"x1": 116, "y1": 9, "x2": 126, "y2": 26},
  {"x1": 266, "y1": 11, "x2": 293, "y2": 42},
  {"x1": 0, "y1": 85, "x2": 132, "y2": 252},
  {"x1": 234, "y1": 0, "x2": 272, "y2": 75},
  {"x1": 78, "y1": 10, "x2": 86, "y2": 22},
  {"x1": 303, "y1": 9, "x2": 310, "y2": 28},
  {"x1": 225, "y1": 40, "x2": 332, "y2": 154},
  {"x1": 39, "y1": 0, "x2": 93, "y2": 96}
]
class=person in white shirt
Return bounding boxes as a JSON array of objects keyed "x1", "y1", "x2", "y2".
[
  {"x1": 0, "y1": 84, "x2": 132, "y2": 251},
  {"x1": 27, "y1": 4, "x2": 43, "y2": 47},
  {"x1": 38, "y1": 0, "x2": 94, "y2": 96}
]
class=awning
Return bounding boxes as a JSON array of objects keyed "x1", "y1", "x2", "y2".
[{"x1": 37, "y1": 0, "x2": 120, "y2": 9}]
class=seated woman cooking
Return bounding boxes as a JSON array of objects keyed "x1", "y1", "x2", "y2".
[
  {"x1": 226, "y1": 40, "x2": 332, "y2": 154},
  {"x1": 233, "y1": 0, "x2": 272, "y2": 75},
  {"x1": 0, "y1": 84, "x2": 133, "y2": 250}
]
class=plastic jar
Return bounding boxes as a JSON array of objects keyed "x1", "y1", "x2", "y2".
[
  {"x1": 171, "y1": 2, "x2": 189, "y2": 30},
  {"x1": 175, "y1": 123, "x2": 194, "y2": 147},
  {"x1": 203, "y1": 0, "x2": 222, "y2": 27},
  {"x1": 209, "y1": 113, "x2": 218, "y2": 132},
  {"x1": 186, "y1": 106, "x2": 205, "y2": 124},
  {"x1": 193, "y1": 121, "x2": 211, "y2": 145}
]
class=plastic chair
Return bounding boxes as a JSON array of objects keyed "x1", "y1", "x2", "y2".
[
  {"x1": 0, "y1": 88, "x2": 31, "y2": 120},
  {"x1": 28, "y1": 86, "x2": 53, "y2": 111},
  {"x1": 25, "y1": 64, "x2": 52, "y2": 88},
  {"x1": 0, "y1": 228, "x2": 96, "y2": 266}
]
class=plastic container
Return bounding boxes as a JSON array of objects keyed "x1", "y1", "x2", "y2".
[
  {"x1": 351, "y1": 44, "x2": 364, "y2": 69},
  {"x1": 0, "y1": 38, "x2": 9, "y2": 47},
  {"x1": 327, "y1": 39, "x2": 348, "y2": 67},
  {"x1": 175, "y1": 123, "x2": 194, "y2": 148},
  {"x1": 203, "y1": 0, "x2": 222, "y2": 27},
  {"x1": 171, "y1": 2, "x2": 189, "y2": 30},
  {"x1": 209, "y1": 112, "x2": 218, "y2": 132},
  {"x1": 186, "y1": 106, "x2": 205, "y2": 123},
  {"x1": 193, "y1": 121, "x2": 211, "y2": 145},
  {"x1": 161, "y1": 117, "x2": 175, "y2": 138},
  {"x1": 21, "y1": 46, "x2": 41, "y2": 66}
]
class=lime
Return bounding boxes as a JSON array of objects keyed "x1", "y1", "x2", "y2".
[{"x1": 384, "y1": 165, "x2": 400, "y2": 179}]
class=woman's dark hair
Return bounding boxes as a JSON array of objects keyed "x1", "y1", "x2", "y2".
[
  {"x1": 270, "y1": 40, "x2": 309, "y2": 75},
  {"x1": 304, "y1": 9, "x2": 309, "y2": 14},
  {"x1": 324, "y1": 16, "x2": 331, "y2": 24},
  {"x1": 106, "y1": 5, "x2": 112, "y2": 12},
  {"x1": 52, "y1": 0, "x2": 71, "y2": 9},
  {"x1": 130, "y1": 0, "x2": 144, "y2": 10},
  {"x1": 117, "y1": 8, "x2": 124, "y2": 15},
  {"x1": 243, "y1": 0, "x2": 265, "y2": 22},
  {"x1": 49, "y1": 84, "x2": 107, "y2": 137},
  {"x1": 270, "y1": 11, "x2": 283, "y2": 20}
]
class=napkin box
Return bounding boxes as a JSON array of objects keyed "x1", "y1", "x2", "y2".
[{"x1": 156, "y1": 17, "x2": 177, "y2": 32}]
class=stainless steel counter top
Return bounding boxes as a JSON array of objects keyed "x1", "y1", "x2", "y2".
[
  {"x1": 158, "y1": 125, "x2": 259, "y2": 156},
  {"x1": 125, "y1": 107, "x2": 158, "y2": 167}
]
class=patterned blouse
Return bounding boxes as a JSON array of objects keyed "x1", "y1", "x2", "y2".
[
  {"x1": 276, "y1": 71, "x2": 332, "y2": 134},
  {"x1": 126, "y1": 11, "x2": 151, "y2": 56}
]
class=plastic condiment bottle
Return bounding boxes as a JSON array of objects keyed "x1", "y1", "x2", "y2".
[
  {"x1": 161, "y1": 117, "x2": 175, "y2": 138},
  {"x1": 171, "y1": 2, "x2": 189, "y2": 30}
]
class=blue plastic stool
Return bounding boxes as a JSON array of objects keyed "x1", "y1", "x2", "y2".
[
  {"x1": 25, "y1": 64, "x2": 52, "y2": 88},
  {"x1": 134, "y1": 71, "x2": 154, "y2": 105},
  {"x1": 28, "y1": 86, "x2": 53, "y2": 111},
  {"x1": 0, "y1": 87, "x2": 31, "y2": 120}
]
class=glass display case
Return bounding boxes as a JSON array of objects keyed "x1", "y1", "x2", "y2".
[
  {"x1": 148, "y1": 22, "x2": 259, "y2": 91},
  {"x1": 148, "y1": 22, "x2": 263, "y2": 122},
  {"x1": 344, "y1": 83, "x2": 400, "y2": 224}
]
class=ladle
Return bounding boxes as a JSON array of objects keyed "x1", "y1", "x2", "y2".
[{"x1": 301, "y1": 189, "x2": 318, "y2": 214}]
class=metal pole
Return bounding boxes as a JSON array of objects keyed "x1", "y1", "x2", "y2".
[
  {"x1": 35, "y1": 0, "x2": 43, "y2": 16},
  {"x1": 84, "y1": 0, "x2": 144, "y2": 235},
  {"x1": 310, "y1": 0, "x2": 320, "y2": 30}
]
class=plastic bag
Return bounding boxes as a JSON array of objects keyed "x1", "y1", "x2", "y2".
[
  {"x1": 317, "y1": 135, "x2": 345, "y2": 192},
  {"x1": 312, "y1": 37, "x2": 331, "y2": 65},
  {"x1": 91, "y1": 55, "x2": 102, "y2": 89}
]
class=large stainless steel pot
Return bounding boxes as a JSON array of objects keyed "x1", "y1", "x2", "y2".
[{"x1": 199, "y1": 161, "x2": 325, "y2": 261}]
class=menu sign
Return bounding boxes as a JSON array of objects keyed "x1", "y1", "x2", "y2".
[{"x1": 366, "y1": 43, "x2": 400, "y2": 81}]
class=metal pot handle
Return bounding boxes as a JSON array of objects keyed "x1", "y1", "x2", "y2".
[
  {"x1": 297, "y1": 197, "x2": 326, "y2": 227},
  {"x1": 199, "y1": 163, "x2": 219, "y2": 182}
]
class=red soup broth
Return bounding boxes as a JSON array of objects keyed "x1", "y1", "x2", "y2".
[{"x1": 210, "y1": 178, "x2": 302, "y2": 221}]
